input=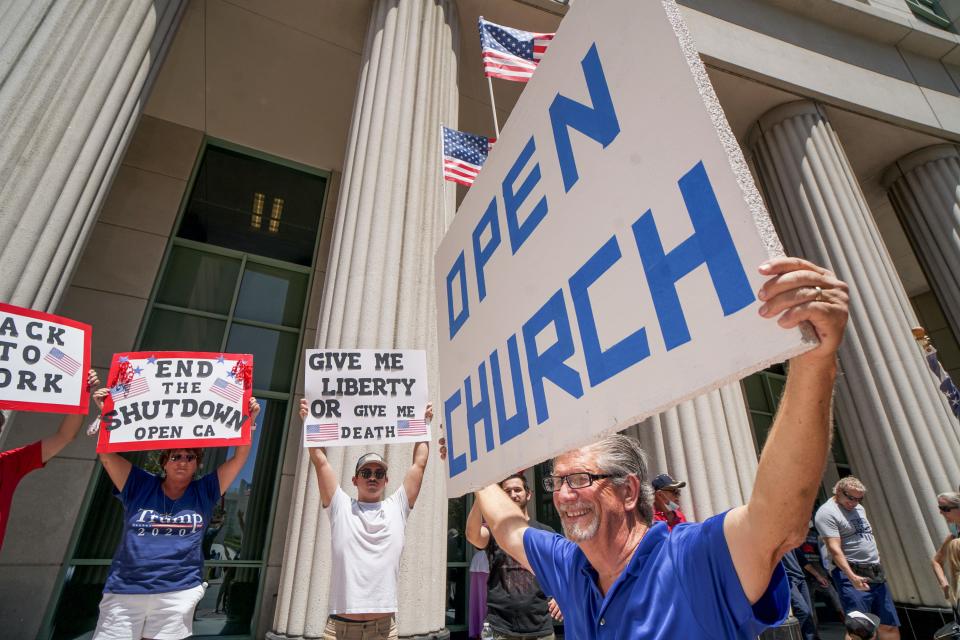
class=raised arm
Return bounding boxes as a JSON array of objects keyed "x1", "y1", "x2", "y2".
[
  {"x1": 475, "y1": 483, "x2": 532, "y2": 571},
  {"x1": 466, "y1": 499, "x2": 491, "y2": 550},
  {"x1": 301, "y1": 398, "x2": 339, "y2": 507},
  {"x1": 724, "y1": 257, "x2": 849, "y2": 603},
  {"x1": 41, "y1": 369, "x2": 100, "y2": 462},
  {"x1": 217, "y1": 397, "x2": 260, "y2": 494},
  {"x1": 89, "y1": 384, "x2": 134, "y2": 491},
  {"x1": 402, "y1": 402, "x2": 434, "y2": 508}
]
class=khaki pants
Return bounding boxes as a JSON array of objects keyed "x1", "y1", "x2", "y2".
[{"x1": 323, "y1": 615, "x2": 398, "y2": 640}]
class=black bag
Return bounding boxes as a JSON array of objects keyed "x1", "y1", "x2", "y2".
[{"x1": 934, "y1": 604, "x2": 960, "y2": 640}]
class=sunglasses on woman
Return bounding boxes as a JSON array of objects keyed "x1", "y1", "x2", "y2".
[
  {"x1": 939, "y1": 505, "x2": 958, "y2": 513},
  {"x1": 358, "y1": 468, "x2": 386, "y2": 480},
  {"x1": 169, "y1": 453, "x2": 197, "y2": 463}
]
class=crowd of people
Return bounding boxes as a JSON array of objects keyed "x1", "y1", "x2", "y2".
[{"x1": 0, "y1": 256, "x2": 954, "y2": 640}]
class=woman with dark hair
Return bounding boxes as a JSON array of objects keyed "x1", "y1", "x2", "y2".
[{"x1": 91, "y1": 390, "x2": 260, "y2": 640}]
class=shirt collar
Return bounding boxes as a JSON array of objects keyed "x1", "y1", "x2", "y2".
[{"x1": 575, "y1": 521, "x2": 670, "y2": 582}]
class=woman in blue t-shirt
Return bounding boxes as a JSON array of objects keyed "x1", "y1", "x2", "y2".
[{"x1": 90, "y1": 392, "x2": 260, "y2": 640}]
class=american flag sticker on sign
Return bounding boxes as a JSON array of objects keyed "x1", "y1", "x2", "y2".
[
  {"x1": 397, "y1": 419, "x2": 427, "y2": 437},
  {"x1": 210, "y1": 378, "x2": 243, "y2": 403},
  {"x1": 44, "y1": 347, "x2": 80, "y2": 376},
  {"x1": 305, "y1": 423, "x2": 340, "y2": 442},
  {"x1": 110, "y1": 377, "x2": 150, "y2": 401}
]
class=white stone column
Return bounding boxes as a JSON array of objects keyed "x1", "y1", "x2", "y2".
[
  {"x1": 0, "y1": 0, "x2": 186, "y2": 312},
  {"x1": 269, "y1": 1, "x2": 458, "y2": 638},
  {"x1": 750, "y1": 100, "x2": 960, "y2": 607},
  {"x1": 623, "y1": 384, "x2": 758, "y2": 520},
  {"x1": 884, "y1": 144, "x2": 960, "y2": 342}
]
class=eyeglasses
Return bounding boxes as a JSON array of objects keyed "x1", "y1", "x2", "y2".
[
  {"x1": 169, "y1": 453, "x2": 197, "y2": 463},
  {"x1": 940, "y1": 505, "x2": 958, "y2": 513},
  {"x1": 358, "y1": 468, "x2": 386, "y2": 480},
  {"x1": 542, "y1": 472, "x2": 615, "y2": 493},
  {"x1": 841, "y1": 490, "x2": 864, "y2": 503}
]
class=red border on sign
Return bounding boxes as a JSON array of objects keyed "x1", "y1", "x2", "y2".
[
  {"x1": 0, "y1": 302, "x2": 93, "y2": 415},
  {"x1": 96, "y1": 351, "x2": 254, "y2": 453}
]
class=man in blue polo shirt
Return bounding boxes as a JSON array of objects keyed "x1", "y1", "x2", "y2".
[{"x1": 474, "y1": 257, "x2": 849, "y2": 639}]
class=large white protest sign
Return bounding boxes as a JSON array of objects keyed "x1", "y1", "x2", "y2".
[
  {"x1": 435, "y1": 0, "x2": 817, "y2": 496},
  {"x1": 0, "y1": 302, "x2": 92, "y2": 414},
  {"x1": 303, "y1": 349, "x2": 429, "y2": 447},
  {"x1": 96, "y1": 351, "x2": 254, "y2": 453}
]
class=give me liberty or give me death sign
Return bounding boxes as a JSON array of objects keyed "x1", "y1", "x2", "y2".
[
  {"x1": 0, "y1": 302, "x2": 92, "y2": 414},
  {"x1": 96, "y1": 352, "x2": 254, "y2": 453},
  {"x1": 434, "y1": 0, "x2": 817, "y2": 497},
  {"x1": 303, "y1": 349, "x2": 429, "y2": 447}
]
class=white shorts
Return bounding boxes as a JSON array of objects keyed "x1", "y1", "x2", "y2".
[{"x1": 92, "y1": 583, "x2": 205, "y2": 640}]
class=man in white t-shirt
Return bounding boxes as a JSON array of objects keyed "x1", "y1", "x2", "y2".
[{"x1": 299, "y1": 400, "x2": 439, "y2": 640}]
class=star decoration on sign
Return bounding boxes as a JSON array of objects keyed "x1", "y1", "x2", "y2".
[
  {"x1": 147, "y1": 355, "x2": 157, "y2": 365},
  {"x1": 118, "y1": 356, "x2": 129, "y2": 363},
  {"x1": 217, "y1": 354, "x2": 225, "y2": 364},
  {"x1": 133, "y1": 366, "x2": 143, "y2": 375}
]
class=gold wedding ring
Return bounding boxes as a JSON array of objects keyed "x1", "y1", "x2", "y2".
[{"x1": 814, "y1": 286, "x2": 823, "y2": 302}]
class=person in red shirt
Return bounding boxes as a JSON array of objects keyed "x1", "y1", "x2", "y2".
[
  {"x1": 0, "y1": 369, "x2": 100, "y2": 550},
  {"x1": 652, "y1": 473, "x2": 688, "y2": 530}
]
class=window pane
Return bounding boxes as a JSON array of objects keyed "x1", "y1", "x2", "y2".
[
  {"x1": 194, "y1": 567, "x2": 260, "y2": 636},
  {"x1": 141, "y1": 309, "x2": 226, "y2": 352},
  {"x1": 51, "y1": 565, "x2": 111, "y2": 639},
  {"x1": 178, "y1": 146, "x2": 326, "y2": 266},
  {"x1": 225, "y1": 324, "x2": 298, "y2": 392},
  {"x1": 750, "y1": 413, "x2": 773, "y2": 452},
  {"x1": 742, "y1": 374, "x2": 769, "y2": 412},
  {"x1": 155, "y1": 245, "x2": 241, "y2": 314},
  {"x1": 234, "y1": 263, "x2": 308, "y2": 327},
  {"x1": 200, "y1": 399, "x2": 285, "y2": 562}
]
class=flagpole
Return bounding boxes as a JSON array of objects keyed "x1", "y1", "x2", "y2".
[{"x1": 486, "y1": 76, "x2": 501, "y2": 138}]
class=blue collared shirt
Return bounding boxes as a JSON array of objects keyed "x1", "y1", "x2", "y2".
[{"x1": 523, "y1": 511, "x2": 788, "y2": 639}]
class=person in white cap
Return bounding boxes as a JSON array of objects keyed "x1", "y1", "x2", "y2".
[{"x1": 299, "y1": 400, "x2": 438, "y2": 640}]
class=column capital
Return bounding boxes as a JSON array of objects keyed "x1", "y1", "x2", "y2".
[
  {"x1": 748, "y1": 100, "x2": 826, "y2": 149},
  {"x1": 883, "y1": 143, "x2": 960, "y2": 188}
]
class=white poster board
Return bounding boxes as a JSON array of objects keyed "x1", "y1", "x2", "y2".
[
  {"x1": 435, "y1": 0, "x2": 815, "y2": 496},
  {"x1": 0, "y1": 302, "x2": 92, "y2": 414},
  {"x1": 303, "y1": 349, "x2": 430, "y2": 447},
  {"x1": 97, "y1": 352, "x2": 254, "y2": 452}
]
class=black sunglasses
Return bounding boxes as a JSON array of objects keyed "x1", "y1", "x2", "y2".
[
  {"x1": 841, "y1": 490, "x2": 863, "y2": 503},
  {"x1": 169, "y1": 453, "x2": 197, "y2": 463},
  {"x1": 940, "y1": 505, "x2": 958, "y2": 513},
  {"x1": 358, "y1": 468, "x2": 386, "y2": 480}
]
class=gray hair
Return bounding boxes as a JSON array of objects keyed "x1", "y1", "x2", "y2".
[
  {"x1": 939, "y1": 492, "x2": 960, "y2": 509},
  {"x1": 559, "y1": 433, "x2": 655, "y2": 525},
  {"x1": 834, "y1": 476, "x2": 866, "y2": 496}
]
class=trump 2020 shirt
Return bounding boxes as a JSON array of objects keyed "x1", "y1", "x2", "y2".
[
  {"x1": 523, "y1": 511, "x2": 789, "y2": 639},
  {"x1": 104, "y1": 465, "x2": 220, "y2": 594}
]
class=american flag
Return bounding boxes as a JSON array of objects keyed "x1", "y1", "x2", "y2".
[
  {"x1": 397, "y1": 419, "x2": 427, "y2": 437},
  {"x1": 305, "y1": 423, "x2": 340, "y2": 442},
  {"x1": 110, "y1": 377, "x2": 149, "y2": 401},
  {"x1": 479, "y1": 16, "x2": 554, "y2": 82},
  {"x1": 925, "y1": 351, "x2": 960, "y2": 418},
  {"x1": 44, "y1": 347, "x2": 80, "y2": 376},
  {"x1": 210, "y1": 377, "x2": 243, "y2": 403},
  {"x1": 443, "y1": 126, "x2": 494, "y2": 186}
]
